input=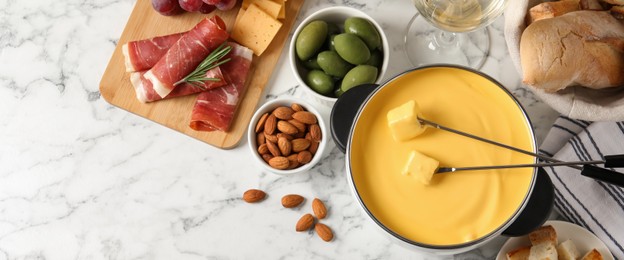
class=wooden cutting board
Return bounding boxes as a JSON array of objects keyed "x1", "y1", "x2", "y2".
[{"x1": 100, "y1": 0, "x2": 305, "y2": 149}]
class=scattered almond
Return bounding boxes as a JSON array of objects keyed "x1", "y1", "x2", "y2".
[
  {"x1": 278, "y1": 137, "x2": 292, "y2": 156},
  {"x1": 292, "y1": 111, "x2": 317, "y2": 125},
  {"x1": 281, "y1": 194, "x2": 304, "y2": 208},
  {"x1": 273, "y1": 106, "x2": 295, "y2": 120},
  {"x1": 277, "y1": 120, "x2": 298, "y2": 135},
  {"x1": 291, "y1": 103, "x2": 304, "y2": 112},
  {"x1": 269, "y1": 156, "x2": 289, "y2": 170},
  {"x1": 264, "y1": 114, "x2": 277, "y2": 135},
  {"x1": 297, "y1": 151, "x2": 312, "y2": 164},
  {"x1": 292, "y1": 138, "x2": 311, "y2": 153},
  {"x1": 315, "y1": 223, "x2": 333, "y2": 242},
  {"x1": 243, "y1": 189, "x2": 266, "y2": 203},
  {"x1": 296, "y1": 213, "x2": 315, "y2": 232},
  {"x1": 312, "y1": 198, "x2": 327, "y2": 219},
  {"x1": 255, "y1": 113, "x2": 269, "y2": 133}
]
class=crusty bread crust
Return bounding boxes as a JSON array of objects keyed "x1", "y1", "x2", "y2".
[
  {"x1": 520, "y1": 11, "x2": 624, "y2": 92},
  {"x1": 529, "y1": 225, "x2": 558, "y2": 246},
  {"x1": 507, "y1": 246, "x2": 531, "y2": 260},
  {"x1": 581, "y1": 249, "x2": 604, "y2": 260}
]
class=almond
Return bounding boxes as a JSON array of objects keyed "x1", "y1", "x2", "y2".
[
  {"x1": 269, "y1": 156, "x2": 289, "y2": 170},
  {"x1": 281, "y1": 194, "x2": 304, "y2": 208},
  {"x1": 291, "y1": 103, "x2": 305, "y2": 112},
  {"x1": 297, "y1": 151, "x2": 313, "y2": 164},
  {"x1": 264, "y1": 114, "x2": 277, "y2": 135},
  {"x1": 309, "y1": 124, "x2": 322, "y2": 142},
  {"x1": 255, "y1": 113, "x2": 269, "y2": 133},
  {"x1": 315, "y1": 223, "x2": 333, "y2": 242},
  {"x1": 312, "y1": 198, "x2": 327, "y2": 219},
  {"x1": 309, "y1": 140, "x2": 319, "y2": 155},
  {"x1": 292, "y1": 138, "x2": 311, "y2": 153},
  {"x1": 277, "y1": 120, "x2": 299, "y2": 135},
  {"x1": 287, "y1": 154, "x2": 299, "y2": 165},
  {"x1": 288, "y1": 119, "x2": 307, "y2": 133},
  {"x1": 258, "y1": 143, "x2": 269, "y2": 155},
  {"x1": 296, "y1": 213, "x2": 315, "y2": 232},
  {"x1": 261, "y1": 154, "x2": 273, "y2": 163},
  {"x1": 266, "y1": 141, "x2": 281, "y2": 157},
  {"x1": 292, "y1": 111, "x2": 317, "y2": 125},
  {"x1": 243, "y1": 189, "x2": 266, "y2": 203},
  {"x1": 273, "y1": 106, "x2": 295, "y2": 120},
  {"x1": 278, "y1": 136, "x2": 292, "y2": 156},
  {"x1": 264, "y1": 133, "x2": 278, "y2": 143},
  {"x1": 277, "y1": 133, "x2": 293, "y2": 140},
  {"x1": 256, "y1": 132, "x2": 265, "y2": 145}
]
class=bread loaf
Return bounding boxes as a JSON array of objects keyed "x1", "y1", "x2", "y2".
[{"x1": 520, "y1": 10, "x2": 624, "y2": 92}]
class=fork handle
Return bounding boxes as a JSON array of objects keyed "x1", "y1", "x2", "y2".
[
  {"x1": 581, "y1": 165, "x2": 624, "y2": 188},
  {"x1": 605, "y1": 154, "x2": 624, "y2": 168}
]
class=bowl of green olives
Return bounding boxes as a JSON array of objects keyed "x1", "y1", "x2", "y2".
[{"x1": 289, "y1": 6, "x2": 389, "y2": 107}]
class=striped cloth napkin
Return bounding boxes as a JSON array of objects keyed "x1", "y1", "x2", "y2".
[{"x1": 539, "y1": 117, "x2": 624, "y2": 259}]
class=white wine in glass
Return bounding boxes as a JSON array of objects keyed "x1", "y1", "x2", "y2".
[{"x1": 405, "y1": 0, "x2": 508, "y2": 68}]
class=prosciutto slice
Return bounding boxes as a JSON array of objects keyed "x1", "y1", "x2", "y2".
[
  {"x1": 143, "y1": 16, "x2": 229, "y2": 98},
  {"x1": 130, "y1": 67, "x2": 226, "y2": 103},
  {"x1": 189, "y1": 42, "x2": 253, "y2": 132},
  {"x1": 122, "y1": 32, "x2": 184, "y2": 72}
]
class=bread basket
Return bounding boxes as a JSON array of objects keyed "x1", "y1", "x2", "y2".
[{"x1": 504, "y1": 0, "x2": 624, "y2": 121}]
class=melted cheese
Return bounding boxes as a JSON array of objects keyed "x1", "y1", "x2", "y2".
[{"x1": 350, "y1": 67, "x2": 535, "y2": 246}]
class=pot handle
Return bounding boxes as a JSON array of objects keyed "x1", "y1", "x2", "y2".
[
  {"x1": 502, "y1": 168, "x2": 555, "y2": 236},
  {"x1": 330, "y1": 84, "x2": 379, "y2": 154}
]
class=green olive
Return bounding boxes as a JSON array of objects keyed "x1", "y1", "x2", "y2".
[
  {"x1": 364, "y1": 49, "x2": 383, "y2": 68},
  {"x1": 303, "y1": 55, "x2": 321, "y2": 70},
  {"x1": 341, "y1": 65, "x2": 378, "y2": 92},
  {"x1": 344, "y1": 17, "x2": 381, "y2": 50},
  {"x1": 317, "y1": 51, "x2": 353, "y2": 78},
  {"x1": 296, "y1": 20, "x2": 328, "y2": 61},
  {"x1": 306, "y1": 70, "x2": 334, "y2": 96},
  {"x1": 334, "y1": 33, "x2": 370, "y2": 65},
  {"x1": 327, "y1": 34, "x2": 337, "y2": 52}
]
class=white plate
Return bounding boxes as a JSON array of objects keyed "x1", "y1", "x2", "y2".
[{"x1": 496, "y1": 220, "x2": 614, "y2": 260}]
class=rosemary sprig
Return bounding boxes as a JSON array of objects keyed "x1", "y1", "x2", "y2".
[{"x1": 173, "y1": 43, "x2": 232, "y2": 89}]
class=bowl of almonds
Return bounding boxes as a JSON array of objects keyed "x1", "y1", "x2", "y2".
[{"x1": 247, "y1": 97, "x2": 327, "y2": 175}]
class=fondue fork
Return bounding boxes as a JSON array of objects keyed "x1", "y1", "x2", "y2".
[
  {"x1": 418, "y1": 117, "x2": 583, "y2": 170},
  {"x1": 435, "y1": 156, "x2": 624, "y2": 187}
]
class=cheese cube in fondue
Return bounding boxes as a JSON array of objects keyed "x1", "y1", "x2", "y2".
[
  {"x1": 403, "y1": 150, "x2": 439, "y2": 185},
  {"x1": 387, "y1": 100, "x2": 426, "y2": 142}
]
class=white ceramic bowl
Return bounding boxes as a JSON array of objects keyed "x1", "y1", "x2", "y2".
[
  {"x1": 247, "y1": 97, "x2": 328, "y2": 176},
  {"x1": 289, "y1": 6, "x2": 390, "y2": 108}
]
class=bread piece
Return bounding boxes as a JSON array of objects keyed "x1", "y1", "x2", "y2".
[
  {"x1": 529, "y1": 225, "x2": 558, "y2": 246},
  {"x1": 557, "y1": 239, "x2": 580, "y2": 260},
  {"x1": 527, "y1": 0, "x2": 580, "y2": 24},
  {"x1": 529, "y1": 243, "x2": 558, "y2": 260},
  {"x1": 507, "y1": 246, "x2": 531, "y2": 260},
  {"x1": 611, "y1": 5, "x2": 624, "y2": 19},
  {"x1": 581, "y1": 249, "x2": 603, "y2": 260},
  {"x1": 580, "y1": 0, "x2": 606, "y2": 10},
  {"x1": 521, "y1": 11, "x2": 624, "y2": 92}
]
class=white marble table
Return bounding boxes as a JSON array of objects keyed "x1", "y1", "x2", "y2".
[{"x1": 0, "y1": 0, "x2": 560, "y2": 259}]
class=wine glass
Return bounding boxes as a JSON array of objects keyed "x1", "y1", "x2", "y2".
[{"x1": 404, "y1": 0, "x2": 508, "y2": 69}]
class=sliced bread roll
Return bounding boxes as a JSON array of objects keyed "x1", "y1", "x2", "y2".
[
  {"x1": 581, "y1": 249, "x2": 604, "y2": 260},
  {"x1": 557, "y1": 239, "x2": 580, "y2": 260},
  {"x1": 529, "y1": 225, "x2": 558, "y2": 246},
  {"x1": 507, "y1": 246, "x2": 531, "y2": 260},
  {"x1": 520, "y1": 10, "x2": 624, "y2": 92},
  {"x1": 529, "y1": 243, "x2": 558, "y2": 260}
]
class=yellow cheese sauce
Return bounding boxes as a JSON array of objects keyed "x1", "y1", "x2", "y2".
[{"x1": 350, "y1": 67, "x2": 535, "y2": 246}]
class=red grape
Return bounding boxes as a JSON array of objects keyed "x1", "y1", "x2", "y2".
[
  {"x1": 199, "y1": 3, "x2": 217, "y2": 14},
  {"x1": 216, "y1": 0, "x2": 236, "y2": 11},
  {"x1": 202, "y1": 0, "x2": 222, "y2": 4},
  {"x1": 151, "y1": 0, "x2": 184, "y2": 16},
  {"x1": 179, "y1": 0, "x2": 203, "y2": 12}
]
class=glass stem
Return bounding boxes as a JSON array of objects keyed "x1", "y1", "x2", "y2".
[{"x1": 433, "y1": 31, "x2": 459, "y2": 49}]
